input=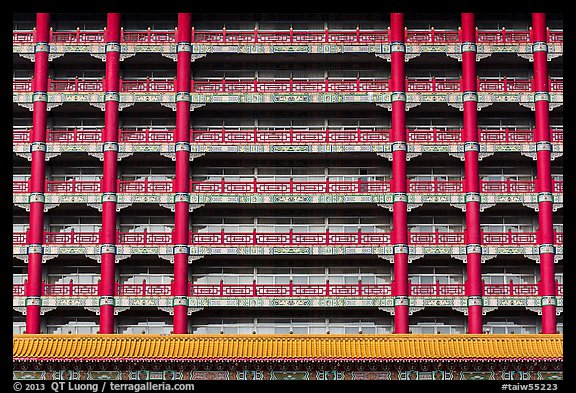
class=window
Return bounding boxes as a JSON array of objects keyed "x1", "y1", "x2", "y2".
[
  {"x1": 481, "y1": 215, "x2": 535, "y2": 232},
  {"x1": 410, "y1": 317, "x2": 466, "y2": 334},
  {"x1": 120, "y1": 166, "x2": 174, "y2": 181},
  {"x1": 484, "y1": 318, "x2": 538, "y2": 334},
  {"x1": 483, "y1": 266, "x2": 536, "y2": 284},
  {"x1": 47, "y1": 266, "x2": 100, "y2": 285},
  {"x1": 49, "y1": 216, "x2": 101, "y2": 233},
  {"x1": 118, "y1": 318, "x2": 173, "y2": 335},
  {"x1": 50, "y1": 167, "x2": 102, "y2": 181},
  {"x1": 409, "y1": 266, "x2": 464, "y2": 284},
  {"x1": 13, "y1": 321, "x2": 26, "y2": 334},
  {"x1": 13, "y1": 216, "x2": 29, "y2": 232},
  {"x1": 408, "y1": 216, "x2": 463, "y2": 232},
  {"x1": 119, "y1": 216, "x2": 173, "y2": 233},
  {"x1": 46, "y1": 318, "x2": 99, "y2": 334}
]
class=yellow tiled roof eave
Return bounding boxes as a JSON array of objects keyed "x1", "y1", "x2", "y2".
[{"x1": 12, "y1": 334, "x2": 563, "y2": 362}]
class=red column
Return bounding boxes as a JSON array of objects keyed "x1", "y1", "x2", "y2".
[
  {"x1": 390, "y1": 13, "x2": 409, "y2": 333},
  {"x1": 25, "y1": 13, "x2": 50, "y2": 334},
  {"x1": 532, "y1": 13, "x2": 557, "y2": 334},
  {"x1": 172, "y1": 13, "x2": 193, "y2": 334},
  {"x1": 461, "y1": 13, "x2": 483, "y2": 334},
  {"x1": 98, "y1": 13, "x2": 121, "y2": 334}
]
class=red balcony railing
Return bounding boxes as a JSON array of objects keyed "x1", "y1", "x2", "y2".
[
  {"x1": 408, "y1": 281, "x2": 465, "y2": 296},
  {"x1": 15, "y1": 178, "x2": 562, "y2": 195},
  {"x1": 13, "y1": 77, "x2": 564, "y2": 94},
  {"x1": 13, "y1": 28, "x2": 563, "y2": 46},
  {"x1": 479, "y1": 179, "x2": 536, "y2": 194},
  {"x1": 189, "y1": 179, "x2": 391, "y2": 194},
  {"x1": 407, "y1": 179, "x2": 463, "y2": 193},
  {"x1": 190, "y1": 128, "x2": 391, "y2": 144},
  {"x1": 118, "y1": 179, "x2": 173, "y2": 194},
  {"x1": 50, "y1": 30, "x2": 105, "y2": 43},
  {"x1": 12, "y1": 229, "x2": 563, "y2": 247},
  {"x1": 13, "y1": 280, "x2": 563, "y2": 298},
  {"x1": 12, "y1": 127, "x2": 565, "y2": 145},
  {"x1": 483, "y1": 281, "x2": 539, "y2": 297},
  {"x1": 14, "y1": 178, "x2": 563, "y2": 196}
]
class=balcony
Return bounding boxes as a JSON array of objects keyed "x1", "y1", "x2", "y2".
[
  {"x1": 12, "y1": 76, "x2": 564, "y2": 95},
  {"x1": 11, "y1": 278, "x2": 563, "y2": 313},
  {"x1": 12, "y1": 27, "x2": 563, "y2": 60},
  {"x1": 12, "y1": 176, "x2": 563, "y2": 209},
  {"x1": 12, "y1": 125, "x2": 564, "y2": 160},
  {"x1": 13, "y1": 280, "x2": 563, "y2": 298},
  {"x1": 12, "y1": 228, "x2": 563, "y2": 248},
  {"x1": 12, "y1": 76, "x2": 564, "y2": 117}
]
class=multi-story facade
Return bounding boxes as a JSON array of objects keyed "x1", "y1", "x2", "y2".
[{"x1": 13, "y1": 12, "x2": 563, "y2": 381}]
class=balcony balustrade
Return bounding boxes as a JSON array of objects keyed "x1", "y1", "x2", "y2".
[
  {"x1": 12, "y1": 279, "x2": 562, "y2": 298},
  {"x1": 11, "y1": 228, "x2": 563, "y2": 247},
  {"x1": 12, "y1": 177, "x2": 563, "y2": 195},
  {"x1": 12, "y1": 127, "x2": 563, "y2": 145},
  {"x1": 12, "y1": 27, "x2": 563, "y2": 46},
  {"x1": 12, "y1": 76, "x2": 563, "y2": 94}
]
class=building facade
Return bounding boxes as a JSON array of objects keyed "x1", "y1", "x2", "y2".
[{"x1": 13, "y1": 12, "x2": 562, "y2": 380}]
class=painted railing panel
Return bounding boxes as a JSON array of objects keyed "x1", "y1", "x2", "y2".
[
  {"x1": 12, "y1": 127, "x2": 565, "y2": 145},
  {"x1": 12, "y1": 230, "x2": 562, "y2": 246},
  {"x1": 13, "y1": 77, "x2": 563, "y2": 93},
  {"x1": 12, "y1": 281, "x2": 562, "y2": 298},
  {"x1": 13, "y1": 28, "x2": 562, "y2": 46}
]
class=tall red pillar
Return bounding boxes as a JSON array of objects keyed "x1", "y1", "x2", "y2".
[
  {"x1": 390, "y1": 13, "x2": 409, "y2": 333},
  {"x1": 98, "y1": 13, "x2": 121, "y2": 334},
  {"x1": 172, "y1": 13, "x2": 193, "y2": 334},
  {"x1": 461, "y1": 13, "x2": 483, "y2": 333},
  {"x1": 25, "y1": 13, "x2": 50, "y2": 334},
  {"x1": 532, "y1": 13, "x2": 557, "y2": 334}
]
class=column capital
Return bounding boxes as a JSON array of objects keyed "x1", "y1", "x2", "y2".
[
  {"x1": 462, "y1": 91, "x2": 478, "y2": 102},
  {"x1": 102, "y1": 141, "x2": 119, "y2": 152},
  {"x1": 532, "y1": 41, "x2": 548, "y2": 53},
  {"x1": 392, "y1": 141, "x2": 407, "y2": 152},
  {"x1": 25, "y1": 296, "x2": 41, "y2": 306},
  {"x1": 30, "y1": 142, "x2": 47, "y2": 152},
  {"x1": 32, "y1": 92, "x2": 48, "y2": 102},
  {"x1": 27, "y1": 244, "x2": 44, "y2": 255},
  {"x1": 173, "y1": 296, "x2": 188, "y2": 306},
  {"x1": 102, "y1": 192, "x2": 117, "y2": 203},
  {"x1": 174, "y1": 193, "x2": 190, "y2": 203},
  {"x1": 34, "y1": 42, "x2": 49, "y2": 53},
  {"x1": 99, "y1": 296, "x2": 115, "y2": 306},
  {"x1": 536, "y1": 141, "x2": 552, "y2": 151},
  {"x1": 393, "y1": 192, "x2": 407, "y2": 203},
  {"x1": 393, "y1": 244, "x2": 409, "y2": 254},
  {"x1": 534, "y1": 92, "x2": 550, "y2": 102},
  {"x1": 466, "y1": 244, "x2": 482, "y2": 254},
  {"x1": 541, "y1": 296, "x2": 557, "y2": 307},
  {"x1": 538, "y1": 192, "x2": 554, "y2": 203},
  {"x1": 465, "y1": 192, "x2": 481, "y2": 203},
  {"x1": 175, "y1": 141, "x2": 191, "y2": 152},
  {"x1": 177, "y1": 42, "x2": 192, "y2": 52},
  {"x1": 461, "y1": 42, "x2": 477, "y2": 53},
  {"x1": 105, "y1": 42, "x2": 121, "y2": 52},
  {"x1": 29, "y1": 192, "x2": 45, "y2": 203},
  {"x1": 104, "y1": 92, "x2": 120, "y2": 101},
  {"x1": 390, "y1": 42, "x2": 406, "y2": 52},
  {"x1": 176, "y1": 92, "x2": 191, "y2": 102},
  {"x1": 173, "y1": 245, "x2": 189, "y2": 254},
  {"x1": 100, "y1": 244, "x2": 117, "y2": 255},
  {"x1": 464, "y1": 141, "x2": 480, "y2": 152},
  {"x1": 391, "y1": 91, "x2": 406, "y2": 101},
  {"x1": 539, "y1": 244, "x2": 555, "y2": 255},
  {"x1": 467, "y1": 296, "x2": 483, "y2": 306}
]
